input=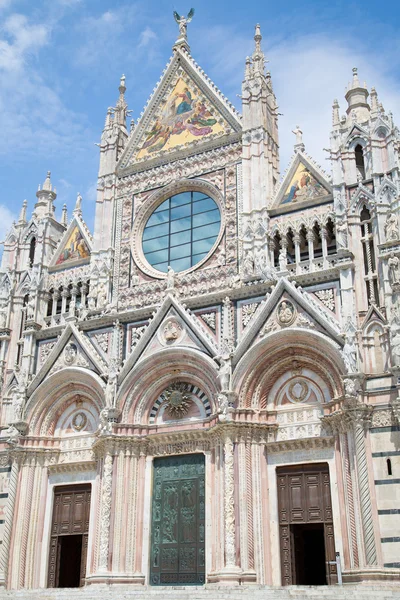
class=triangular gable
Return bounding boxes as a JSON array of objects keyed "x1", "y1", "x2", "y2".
[
  {"x1": 119, "y1": 49, "x2": 242, "y2": 172},
  {"x1": 49, "y1": 215, "x2": 92, "y2": 271},
  {"x1": 345, "y1": 123, "x2": 369, "y2": 146},
  {"x1": 28, "y1": 323, "x2": 107, "y2": 396},
  {"x1": 273, "y1": 151, "x2": 332, "y2": 209},
  {"x1": 233, "y1": 278, "x2": 342, "y2": 367},
  {"x1": 21, "y1": 220, "x2": 39, "y2": 243},
  {"x1": 349, "y1": 183, "x2": 375, "y2": 214},
  {"x1": 361, "y1": 305, "x2": 387, "y2": 331},
  {"x1": 119, "y1": 293, "x2": 218, "y2": 381}
]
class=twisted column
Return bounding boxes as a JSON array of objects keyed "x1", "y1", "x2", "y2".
[
  {"x1": 347, "y1": 404, "x2": 377, "y2": 566},
  {"x1": 0, "y1": 457, "x2": 20, "y2": 586},
  {"x1": 98, "y1": 452, "x2": 113, "y2": 572}
]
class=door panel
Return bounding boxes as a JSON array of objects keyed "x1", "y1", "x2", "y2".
[
  {"x1": 47, "y1": 484, "x2": 91, "y2": 588},
  {"x1": 277, "y1": 464, "x2": 337, "y2": 585},
  {"x1": 150, "y1": 454, "x2": 205, "y2": 586}
]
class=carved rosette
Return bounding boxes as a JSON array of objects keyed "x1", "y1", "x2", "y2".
[{"x1": 163, "y1": 383, "x2": 192, "y2": 418}]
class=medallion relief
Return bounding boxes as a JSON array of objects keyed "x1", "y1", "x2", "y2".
[
  {"x1": 276, "y1": 300, "x2": 296, "y2": 327},
  {"x1": 158, "y1": 317, "x2": 184, "y2": 346}
]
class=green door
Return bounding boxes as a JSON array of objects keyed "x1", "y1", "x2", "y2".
[{"x1": 150, "y1": 454, "x2": 205, "y2": 585}]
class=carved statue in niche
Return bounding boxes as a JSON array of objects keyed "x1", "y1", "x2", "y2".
[
  {"x1": 242, "y1": 250, "x2": 254, "y2": 277},
  {"x1": 385, "y1": 212, "x2": 399, "y2": 241},
  {"x1": 388, "y1": 252, "x2": 400, "y2": 287},
  {"x1": 336, "y1": 218, "x2": 348, "y2": 249}
]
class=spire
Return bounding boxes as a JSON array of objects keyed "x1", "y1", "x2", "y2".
[
  {"x1": 61, "y1": 203, "x2": 68, "y2": 227},
  {"x1": 345, "y1": 67, "x2": 370, "y2": 121},
  {"x1": 18, "y1": 200, "x2": 27, "y2": 226},
  {"x1": 370, "y1": 86, "x2": 378, "y2": 116},
  {"x1": 332, "y1": 98, "x2": 340, "y2": 128},
  {"x1": 252, "y1": 23, "x2": 266, "y2": 75},
  {"x1": 35, "y1": 171, "x2": 57, "y2": 219},
  {"x1": 292, "y1": 125, "x2": 305, "y2": 152},
  {"x1": 244, "y1": 56, "x2": 252, "y2": 81},
  {"x1": 73, "y1": 192, "x2": 82, "y2": 217},
  {"x1": 115, "y1": 75, "x2": 128, "y2": 127}
]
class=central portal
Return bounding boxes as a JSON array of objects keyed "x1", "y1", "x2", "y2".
[{"x1": 150, "y1": 453, "x2": 205, "y2": 586}]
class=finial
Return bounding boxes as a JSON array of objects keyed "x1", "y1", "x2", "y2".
[
  {"x1": 43, "y1": 171, "x2": 52, "y2": 192},
  {"x1": 254, "y1": 23, "x2": 262, "y2": 54},
  {"x1": 61, "y1": 203, "x2": 68, "y2": 227},
  {"x1": 292, "y1": 125, "x2": 305, "y2": 152},
  {"x1": 105, "y1": 107, "x2": 113, "y2": 129},
  {"x1": 352, "y1": 67, "x2": 360, "y2": 88},
  {"x1": 252, "y1": 23, "x2": 266, "y2": 75},
  {"x1": 130, "y1": 118, "x2": 135, "y2": 132},
  {"x1": 18, "y1": 200, "x2": 28, "y2": 225},
  {"x1": 245, "y1": 56, "x2": 252, "y2": 80},
  {"x1": 74, "y1": 192, "x2": 82, "y2": 216},
  {"x1": 332, "y1": 98, "x2": 340, "y2": 127},
  {"x1": 370, "y1": 86, "x2": 378, "y2": 114},
  {"x1": 119, "y1": 74, "x2": 126, "y2": 95},
  {"x1": 173, "y1": 8, "x2": 194, "y2": 50}
]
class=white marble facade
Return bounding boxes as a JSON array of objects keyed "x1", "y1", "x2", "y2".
[{"x1": 0, "y1": 19, "x2": 399, "y2": 591}]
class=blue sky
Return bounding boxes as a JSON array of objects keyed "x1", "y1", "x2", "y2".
[{"x1": 0, "y1": 0, "x2": 399, "y2": 239}]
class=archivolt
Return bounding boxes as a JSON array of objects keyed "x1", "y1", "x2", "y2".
[
  {"x1": 26, "y1": 367, "x2": 105, "y2": 436},
  {"x1": 233, "y1": 329, "x2": 345, "y2": 409},
  {"x1": 118, "y1": 348, "x2": 219, "y2": 424}
]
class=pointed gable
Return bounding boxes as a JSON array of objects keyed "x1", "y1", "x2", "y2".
[
  {"x1": 273, "y1": 151, "x2": 332, "y2": 210},
  {"x1": 29, "y1": 323, "x2": 107, "y2": 395},
  {"x1": 119, "y1": 294, "x2": 218, "y2": 382},
  {"x1": 49, "y1": 214, "x2": 92, "y2": 271},
  {"x1": 119, "y1": 49, "x2": 242, "y2": 172},
  {"x1": 233, "y1": 278, "x2": 342, "y2": 367}
]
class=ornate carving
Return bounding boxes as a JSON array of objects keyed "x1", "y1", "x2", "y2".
[
  {"x1": 163, "y1": 383, "x2": 192, "y2": 418},
  {"x1": 276, "y1": 300, "x2": 296, "y2": 327},
  {"x1": 199, "y1": 312, "x2": 216, "y2": 332},
  {"x1": 242, "y1": 302, "x2": 259, "y2": 328},
  {"x1": 72, "y1": 412, "x2": 88, "y2": 432},
  {"x1": 288, "y1": 379, "x2": 309, "y2": 403},
  {"x1": 159, "y1": 317, "x2": 183, "y2": 345},
  {"x1": 314, "y1": 288, "x2": 335, "y2": 311},
  {"x1": 98, "y1": 453, "x2": 113, "y2": 571}
]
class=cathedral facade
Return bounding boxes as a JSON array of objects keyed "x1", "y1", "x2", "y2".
[{"x1": 0, "y1": 18, "x2": 399, "y2": 591}]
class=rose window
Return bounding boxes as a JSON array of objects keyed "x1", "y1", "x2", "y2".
[{"x1": 142, "y1": 191, "x2": 221, "y2": 273}]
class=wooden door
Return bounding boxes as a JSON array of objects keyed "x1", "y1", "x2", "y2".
[
  {"x1": 277, "y1": 463, "x2": 337, "y2": 585},
  {"x1": 47, "y1": 484, "x2": 91, "y2": 588},
  {"x1": 150, "y1": 454, "x2": 205, "y2": 586}
]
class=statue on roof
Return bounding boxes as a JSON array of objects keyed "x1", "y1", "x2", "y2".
[{"x1": 173, "y1": 8, "x2": 195, "y2": 40}]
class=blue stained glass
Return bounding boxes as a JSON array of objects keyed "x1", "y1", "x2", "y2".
[{"x1": 142, "y1": 191, "x2": 221, "y2": 273}]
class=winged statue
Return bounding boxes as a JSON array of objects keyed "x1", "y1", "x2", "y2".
[{"x1": 173, "y1": 8, "x2": 195, "y2": 39}]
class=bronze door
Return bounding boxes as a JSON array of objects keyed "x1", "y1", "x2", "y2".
[
  {"x1": 48, "y1": 484, "x2": 91, "y2": 588},
  {"x1": 277, "y1": 463, "x2": 337, "y2": 585},
  {"x1": 150, "y1": 454, "x2": 205, "y2": 585}
]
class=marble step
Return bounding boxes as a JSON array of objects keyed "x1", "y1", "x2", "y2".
[{"x1": 0, "y1": 586, "x2": 399, "y2": 600}]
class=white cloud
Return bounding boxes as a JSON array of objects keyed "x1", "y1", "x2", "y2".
[
  {"x1": 0, "y1": 0, "x2": 12, "y2": 11},
  {"x1": 0, "y1": 204, "x2": 17, "y2": 242},
  {"x1": 0, "y1": 12, "x2": 89, "y2": 158},
  {"x1": 0, "y1": 13, "x2": 49, "y2": 71},
  {"x1": 138, "y1": 26, "x2": 157, "y2": 49}
]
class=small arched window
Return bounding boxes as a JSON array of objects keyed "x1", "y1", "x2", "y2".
[
  {"x1": 29, "y1": 237, "x2": 36, "y2": 268},
  {"x1": 355, "y1": 144, "x2": 366, "y2": 180}
]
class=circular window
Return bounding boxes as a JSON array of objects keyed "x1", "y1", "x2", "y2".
[{"x1": 142, "y1": 191, "x2": 221, "y2": 273}]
